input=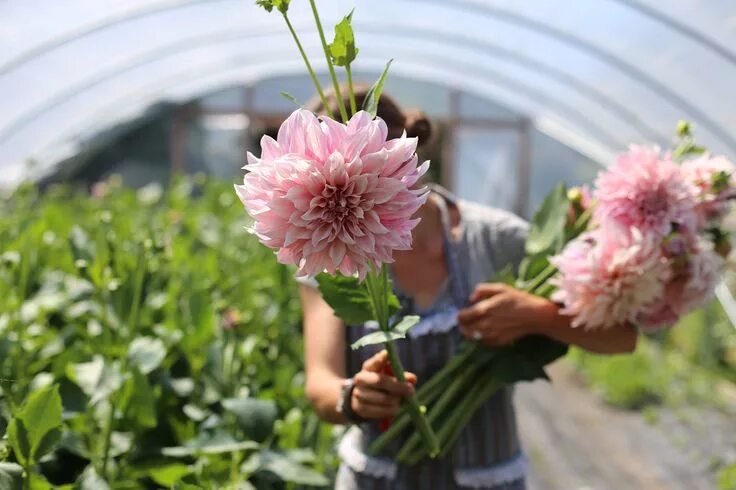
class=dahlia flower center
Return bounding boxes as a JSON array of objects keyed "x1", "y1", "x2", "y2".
[
  {"x1": 322, "y1": 184, "x2": 362, "y2": 223},
  {"x1": 638, "y1": 189, "x2": 669, "y2": 216}
]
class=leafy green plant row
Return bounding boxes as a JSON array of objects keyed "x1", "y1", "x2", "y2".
[{"x1": 0, "y1": 176, "x2": 337, "y2": 488}]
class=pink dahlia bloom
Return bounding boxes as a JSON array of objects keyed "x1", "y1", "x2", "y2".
[
  {"x1": 681, "y1": 153, "x2": 736, "y2": 226},
  {"x1": 638, "y1": 239, "x2": 722, "y2": 331},
  {"x1": 236, "y1": 109, "x2": 429, "y2": 279},
  {"x1": 594, "y1": 146, "x2": 697, "y2": 236},
  {"x1": 550, "y1": 228, "x2": 670, "y2": 329}
]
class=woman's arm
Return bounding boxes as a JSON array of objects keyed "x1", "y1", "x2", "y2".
[
  {"x1": 300, "y1": 284, "x2": 349, "y2": 423},
  {"x1": 300, "y1": 284, "x2": 416, "y2": 424},
  {"x1": 457, "y1": 283, "x2": 637, "y2": 354}
]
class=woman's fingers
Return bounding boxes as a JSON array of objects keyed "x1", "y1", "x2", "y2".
[
  {"x1": 354, "y1": 370, "x2": 414, "y2": 398},
  {"x1": 353, "y1": 386, "x2": 399, "y2": 408},
  {"x1": 361, "y1": 350, "x2": 389, "y2": 372},
  {"x1": 469, "y1": 283, "x2": 508, "y2": 303}
]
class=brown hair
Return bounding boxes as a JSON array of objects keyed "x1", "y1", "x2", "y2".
[{"x1": 307, "y1": 85, "x2": 433, "y2": 145}]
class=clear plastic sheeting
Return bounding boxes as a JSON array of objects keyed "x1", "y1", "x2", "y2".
[{"x1": 1, "y1": 0, "x2": 735, "y2": 184}]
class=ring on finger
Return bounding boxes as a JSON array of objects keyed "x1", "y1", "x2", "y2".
[{"x1": 472, "y1": 330, "x2": 483, "y2": 341}]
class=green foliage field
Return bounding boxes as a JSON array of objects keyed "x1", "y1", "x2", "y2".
[{"x1": 0, "y1": 176, "x2": 337, "y2": 488}]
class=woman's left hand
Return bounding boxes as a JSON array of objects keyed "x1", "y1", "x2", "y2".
[{"x1": 457, "y1": 283, "x2": 555, "y2": 346}]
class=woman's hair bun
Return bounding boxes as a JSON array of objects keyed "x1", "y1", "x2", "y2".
[{"x1": 403, "y1": 109, "x2": 432, "y2": 143}]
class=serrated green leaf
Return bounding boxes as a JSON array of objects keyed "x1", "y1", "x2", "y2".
[
  {"x1": 329, "y1": 10, "x2": 359, "y2": 67},
  {"x1": 127, "y1": 337, "x2": 166, "y2": 375},
  {"x1": 362, "y1": 60, "x2": 393, "y2": 118},
  {"x1": 120, "y1": 369, "x2": 157, "y2": 429},
  {"x1": 222, "y1": 397, "x2": 277, "y2": 443},
  {"x1": 316, "y1": 274, "x2": 374, "y2": 324},
  {"x1": 6, "y1": 419, "x2": 30, "y2": 467},
  {"x1": 525, "y1": 183, "x2": 569, "y2": 256}
]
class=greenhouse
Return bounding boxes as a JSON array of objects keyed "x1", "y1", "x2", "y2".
[{"x1": 1, "y1": 1, "x2": 735, "y2": 488}]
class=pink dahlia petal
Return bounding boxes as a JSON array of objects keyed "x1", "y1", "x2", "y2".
[
  {"x1": 236, "y1": 109, "x2": 429, "y2": 279},
  {"x1": 550, "y1": 227, "x2": 670, "y2": 330},
  {"x1": 594, "y1": 146, "x2": 698, "y2": 236}
]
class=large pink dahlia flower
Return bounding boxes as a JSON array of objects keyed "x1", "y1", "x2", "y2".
[
  {"x1": 594, "y1": 146, "x2": 697, "y2": 236},
  {"x1": 236, "y1": 109, "x2": 429, "y2": 279},
  {"x1": 550, "y1": 228, "x2": 670, "y2": 329}
]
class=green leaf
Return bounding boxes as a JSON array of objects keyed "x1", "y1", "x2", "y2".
[
  {"x1": 280, "y1": 92, "x2": 303, "y2": 109},
  {"x1": 222, "y1": 397, "x2": 277, "y2": 443},
  {"x1": 316, "y1": 274, "x2": 374, "y2": 324},
  {"x1": 119, "y1": 369, "x2": 157, "y2": 429},
  {"x1": 351, "y1": 330, "x2": 403, "y2": 350},
  {"x1": 362, "y1": 59, "x2": 393, "y2": 118},
  {"x1": 392, "y1": 315, "x2": 420, "y2": 335},
  {"x1": 75, "y1": 466, "x2": 110, "y2": 490},
  {"x1": 0, "y1": 463, "x2": 23, "y2": 490},
  {"x1": 491, "y1": 264, "x2": 516, "y2": 286},
  {"x1": 11, "y1": 385, "x2": 63, "y2": 465},
  {"x1": 162, "y1": 432, "x2": 259, "y2": 457},
  {"x1": 517, "y1": 254, "x2": 549, "y2": 284},
  {"x1": 525, "y1": 183, "x2": 569, "y2": 256},
  {"x1": 67, "y1": 356, "x2": 124, "y2": 405},
  {"x1": 316, "y1": 273, "x2": 401, "y2": 325},
  {"x1": 6, "y1": 419, "x2": 30, "y2": 467},
  {"x1": 251, "y1": 450, "x2": 329, "y2": 486},
  {"x1": 147, "y1": 463, "x2": 192, "y2": 487},
  {"x1": 489, "y1": 336, "x2": 569, "y2": 384},
  {"x1": 32, "y1": 427, "x2": 62, "y2": 462},
  {"x1": 127, "y1": 337, "x2": 166, "y2": 375},
  {"x1": 255, "y1": 0, "x2": 289, "y2": 13},
  {"x1": 329, "y1": 10, "x2": 359, "y2": 67}
]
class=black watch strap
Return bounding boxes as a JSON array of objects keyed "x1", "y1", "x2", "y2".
[{"x1": 337, "y1": 378, "x2": 368, "y2": 424}]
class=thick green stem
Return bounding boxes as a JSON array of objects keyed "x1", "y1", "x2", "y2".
[
  {"x1": 100, "y1": 397, "x2": 116, "y2": 479},
  {"x1": 369, "y1": 342, "x2": 482, "y2": 455},
  {"x1": 282, "y1": 12, "x2": 333, "y2": 119},
  {"x1": 363, "y1": 266, "x2": 440, "y2": 458},
  {"x1": 308, "y1": 0, "x2": 349, "y2": 122},
  {"x1": 396, "y1": 361, "x2": 479, "y2": 464},
  {"x1": 438, "y1": 378, "x2": 503, "y2": 458},
  {"x1": 523, "y1": 263, "x2": 557, "y2": 293},
  {"x1": 384, "y1": 341, "x2": 439, "y2": 457},
  {"x1": 345, "y1": 65, "x2": 357, "y2": 115}
]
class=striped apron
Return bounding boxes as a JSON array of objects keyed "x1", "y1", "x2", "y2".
[{"x1": 336, "y1": 191, "x2": 528, "y2": 489}]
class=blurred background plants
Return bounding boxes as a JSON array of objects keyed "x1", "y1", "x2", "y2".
[{"x1": 0, "y1": 175, "x2": 337, "y2": 488}]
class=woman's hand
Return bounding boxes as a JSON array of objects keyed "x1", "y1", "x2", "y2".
[
  {"x1": 351, "y1": 350, "x2": 417, "y2": 420},
  {"x1": 457, "y1": 283, "x2": 555, "y2": 346}
]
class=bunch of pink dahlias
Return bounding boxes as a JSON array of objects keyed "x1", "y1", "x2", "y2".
[{"x1": 551, "y1": 145, "x2": 734, "y2": 331}]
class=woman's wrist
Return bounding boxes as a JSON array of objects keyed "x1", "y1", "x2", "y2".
[{"x1": 527, "y1": 296, "x2": 565, "y2": 335}]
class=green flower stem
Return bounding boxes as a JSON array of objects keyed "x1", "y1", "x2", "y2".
[
  {"x1": 345, "y1": 64, "x2": 357, "y2": 115},
  {"x1": 282, "y1": 12, "x2": 334, "y2": 119},
  {"x1": 523, "y1": 263, "x2": 557, "y2": 293},
  {"x1": 369, "y1": 342, "x2": 484, "y2": 455},
  {"x1": 396, "y1": 361, "x2": 480, "y2": 463},
  {"x1": 438, "y1": 377, "x2": 503, "y2": 459},
  {"x1": 100, "y1": 394, "x2": 116, "y2": 479},
  {"x1": 364, "y1": 266, "x2": 440, "y2": 458},
  {"x1": 308, "y1": 0, "x2": 349, "y2": 123}
]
